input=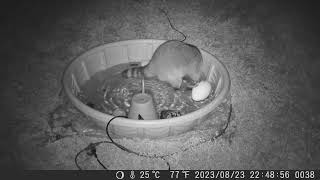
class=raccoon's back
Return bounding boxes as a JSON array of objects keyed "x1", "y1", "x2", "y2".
[{"x1": 121, "y1": 66, "x2": 144, "y2": 78}]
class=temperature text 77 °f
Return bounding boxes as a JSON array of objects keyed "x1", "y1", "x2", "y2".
[{"x1": 170, "y1": 171, "x2": 190, "y2": 179}]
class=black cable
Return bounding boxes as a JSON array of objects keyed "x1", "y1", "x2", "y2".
[
  {"x1": 158, "y1": 7, "x2": 187, "y2": 42},
  {"x1": 75, "y1": 141, "x2": 111, "y2": 170},
  {"x1": 75, "y1": 103, "x2": 233, "y2": 170},
  {"x1": 211, "y1": 103, "x2": 233, "y2": 141},
  {"x1": 105, "y1": 116, "x2": 171, "y2": 169},
  {"x1": 132, "y1": 0, "x2": 187, "y2": 42},
  {"x1": 75, "y1": 148, "x2": 86, "y2": 170},
  {"x1": 93, "y1": 151, "x2": 107, "y2": 169}
]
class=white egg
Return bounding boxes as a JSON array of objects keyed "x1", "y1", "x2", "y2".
[{"x1": 192, "y1": 81, "x2": 212, "y2": 101}]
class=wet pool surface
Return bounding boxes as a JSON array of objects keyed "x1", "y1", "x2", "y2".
[{"x1": 78, "y1": 63, "x2": 216, "y2": 118}]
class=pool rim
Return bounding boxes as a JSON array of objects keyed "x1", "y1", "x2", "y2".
[{"x1": 62, "y1": 39, "x2": 231, "y2": 128}]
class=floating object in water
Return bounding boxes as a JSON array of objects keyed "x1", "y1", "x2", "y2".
[
  {"x1": 128, "y1": 93, "x2": 158, "y2": 120},
  {"x1": 112, "y1": 108, "x2": 126, "y2": 116},
  {"x1": 124, "y1": 100, "x2": 131, "y2": 108},
  {"x1": 160, "y1": 110, "x2": 182, "y2": 119},
  {"x1": 192, "y1": 81, "x2": 212, "y2": 101}
]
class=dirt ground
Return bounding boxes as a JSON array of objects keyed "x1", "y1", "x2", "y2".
[{"x1": 1, "y1": 0, "x2": 320, "y2": 170}]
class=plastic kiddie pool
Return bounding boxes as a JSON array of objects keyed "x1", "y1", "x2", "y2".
[{"x1": 62, "y1": 39, "x2": 231, "y2": 139}]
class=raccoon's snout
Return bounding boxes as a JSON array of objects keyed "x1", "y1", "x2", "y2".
[
  {"x1": 182, "y1": 76, "x2": 198, "y2": 86},
  {"x1": 181, "y1": 76, "x2": 198, "y2": 90}
]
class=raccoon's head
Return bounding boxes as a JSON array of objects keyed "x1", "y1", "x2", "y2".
[{"x1": 182, "y1": 75, "x2": 198, "y2": 89}]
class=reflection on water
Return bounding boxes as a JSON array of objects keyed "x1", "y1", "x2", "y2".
[{"x1": 78, "y1": 63, "x2": 215, "y2": 118}]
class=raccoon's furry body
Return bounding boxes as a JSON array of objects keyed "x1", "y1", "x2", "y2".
[
  {"x1": 121, "y1": 66, "x2": 144, "y2": 78},
  {"x1": 122, "y1": 40, "x2": 204, "y2": 89}
]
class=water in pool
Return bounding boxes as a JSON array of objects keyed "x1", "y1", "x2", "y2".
[{"x1": 78, "y1": 63, "x2": 216, "y2": 119}]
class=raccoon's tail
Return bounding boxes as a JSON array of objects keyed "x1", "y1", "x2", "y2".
[{"x1": 121, "y1": 67, "x2": 144, "y2": 78}]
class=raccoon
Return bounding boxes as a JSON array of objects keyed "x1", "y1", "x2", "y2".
[
  {"x1": 122, "y1": 40, "x2": 204, "y2": 89},
  {"x1": 121, "y1": 66, "x2": 144, "y2": 78}
]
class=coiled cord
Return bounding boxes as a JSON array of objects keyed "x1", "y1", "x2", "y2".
[{"x1": 75, "y1": 104, "x2": 233, "y2": 170}]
